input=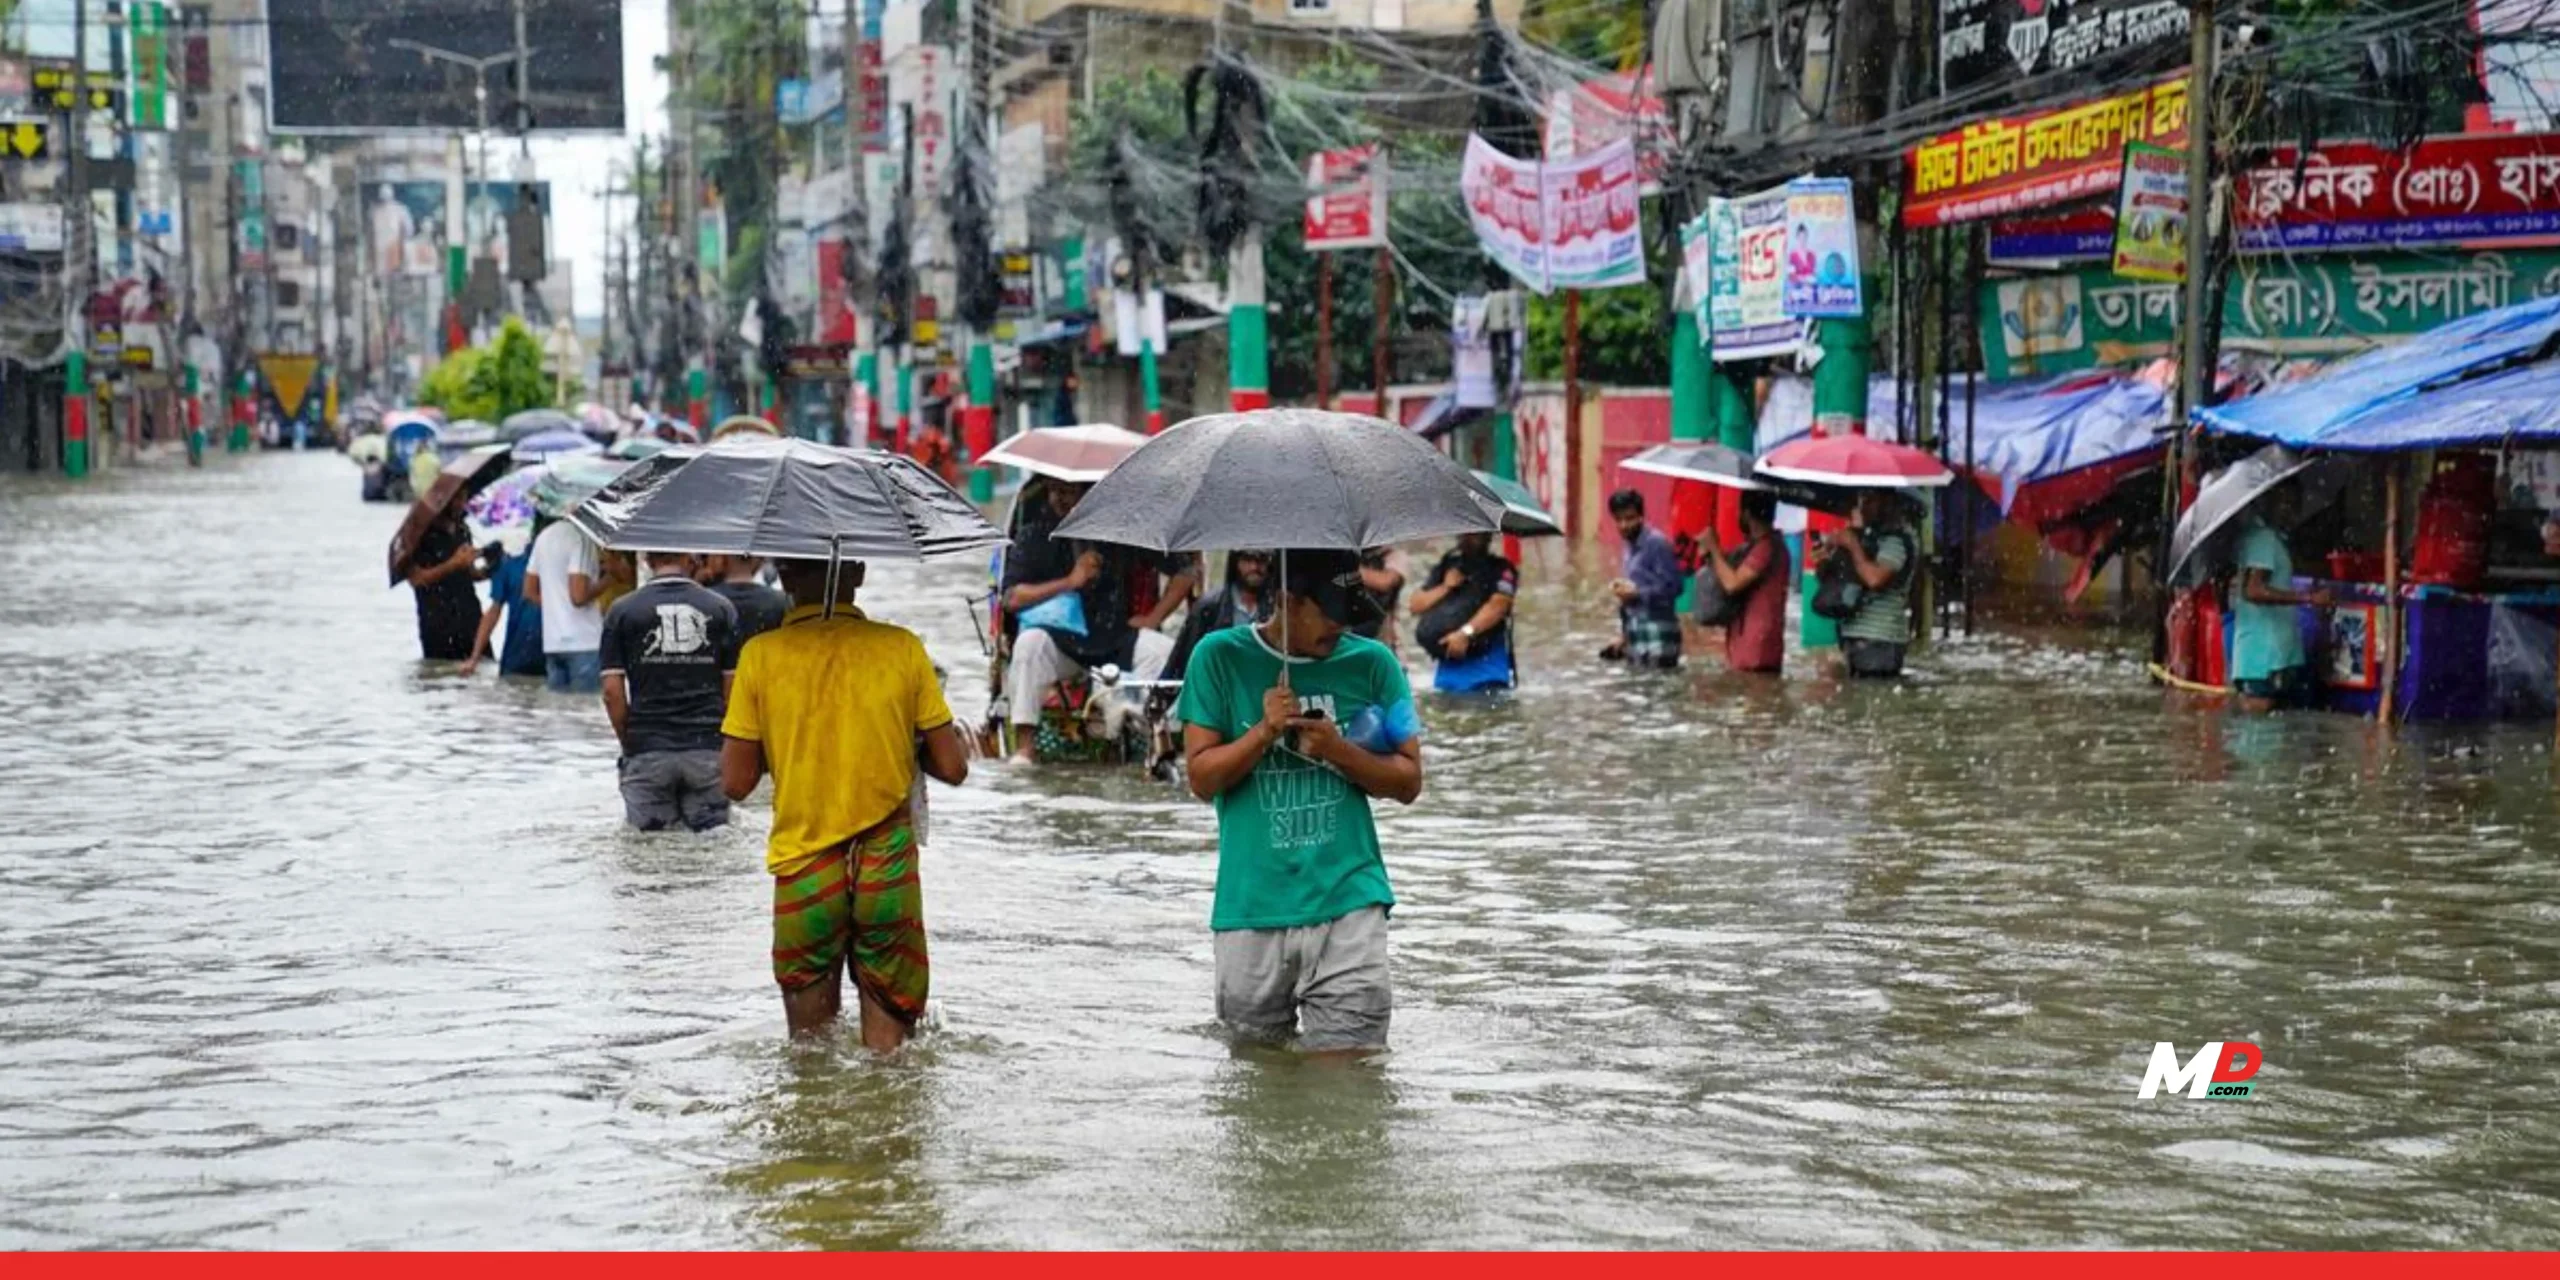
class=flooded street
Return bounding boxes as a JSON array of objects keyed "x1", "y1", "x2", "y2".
[{"x1": 8, "y1": 451, "x2": 2560, "y2": 1248}]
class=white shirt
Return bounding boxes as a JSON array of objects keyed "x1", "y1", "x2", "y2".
[{"x1": 529, "y1": 522, "x2": 605, "y2": 653}]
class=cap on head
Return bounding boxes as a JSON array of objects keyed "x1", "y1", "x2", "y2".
[{"x1": 1277, "y1": 548, "x2": 1385, "y2": 629}]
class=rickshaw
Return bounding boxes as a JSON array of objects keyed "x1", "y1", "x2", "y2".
[
  {"x1": 968, "y1": 425, "x2": 1184, "y2": 774},
  {"x1": 375, "y1": 415, "x2": 441, "y2": 503}
]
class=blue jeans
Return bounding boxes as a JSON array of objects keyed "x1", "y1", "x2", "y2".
[{"x1": 546, "y1": 650, "x2": 602, "y2": 693}]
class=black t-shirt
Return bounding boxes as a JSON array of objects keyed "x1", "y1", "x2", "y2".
[
  {"x1": 599, "y1": 578, "x2": 741, "y2": 755},
  {"x1": 1417, "y1": 549, "x2": 1518, "y2": 651},
  {"x1": 709, "y1": 578, "x2": 791, "y2": 645},
  {"x1": 412, "y1": 519, "x2": 484, "y2": 661},
  {"x1": 1001, "y1": 525, "x2": 1184, "y2": 667}
]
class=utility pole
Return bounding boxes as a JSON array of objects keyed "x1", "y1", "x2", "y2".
[
  {"x1": 1373, "y1": 245, "x2": 1393, "y2": 414},
  {"x1": 960, "y1": 0, "x2": 997, "y2": 497},
  {"x1": 2177, "y1": 0, "x2": 2215, "y2": 429},
  {"x1": 63, "y1": 0, "x2": 93, "y2": 478},
  {"x1": 847, "y1": 7, "x2": 876, "y2": 447},
  {"x1": 1216, "y1": 1, "x2": 1269, "y2": 414}
]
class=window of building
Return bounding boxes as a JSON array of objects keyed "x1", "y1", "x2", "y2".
[{"x1": 276, "y1": 280, "x2": 302, "y2": 309}]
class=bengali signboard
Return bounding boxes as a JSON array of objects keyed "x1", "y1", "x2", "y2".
[
  {"x1": 1304, "y1": 144, "x2": 1388, "y2": 251},
  {"x1": 1981, "y1": 249, "x2": 2560, "y2": 378},
  {"x1": 2110, "y1": 143, "x2": 2187, "y2": 282},
  {"x1": 1941, "y1": 0, "x2": 2191, "y2": 95},
  {"x1": 1459, "y1": 134, "x2": 1646, "y2": 294},
  {"x1": 1904, "y1": 76, "x2": 2189, "y2": 226},
  {"x1": 1705, "y1": 183, "x2": 1806, "y2": 361},
  {"x1": 2235, "y1": 132, "x2": 2560, "y2": 251}
]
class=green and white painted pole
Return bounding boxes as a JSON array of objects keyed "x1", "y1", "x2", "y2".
[
  {"x1": 1228, "y1": 240, "x2": 1269, "y2": 411},
  {"x1": 64, "y1": 350, "x2": 90, "y2": 478},
  {"x1": 184, "y1": 359, "x2": 203, "y2": 466},
  {"x1": 963, "y1": 331, "x2": 997, "y2": 502}
]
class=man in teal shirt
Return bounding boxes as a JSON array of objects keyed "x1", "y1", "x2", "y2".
[
  {"x1": 2230, "y1": 511, "x2": 2333, "y2": 713},
  {"x1": 1178, "y1": 548, "x2": 1422, "y2": 1057}
]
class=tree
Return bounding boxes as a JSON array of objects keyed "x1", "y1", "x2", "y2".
[{"x1": 417, "y1": 318, "x2": 556, "y2": 421}]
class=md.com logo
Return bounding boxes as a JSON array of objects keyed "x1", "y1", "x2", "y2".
[{"x1": 2138, "y1": 1041, "x2": 2263, "y2": 1100}]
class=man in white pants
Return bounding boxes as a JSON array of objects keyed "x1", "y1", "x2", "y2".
[{"x1": 1000, "y1": 479, "x2": 1194, "y2": 762}]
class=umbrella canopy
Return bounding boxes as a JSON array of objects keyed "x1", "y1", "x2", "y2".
[
  {"x1": 438, "y1": 419, "x2": 497, "y2": 448},
  {"x1": 387, "y1": 444, "x2": 510, "y2": 585},
  {"x1": 1473, "y1": 469, "x2": 1562, "y2": 537},
  {"x1": 1622, "y1": 441, "x2": 1765, "y2": 490},
  {"x1": 713, "y1": 415, "x2": 781, "y2": 440},
  {"x1": 532, "y1": 455, "x2": 631, "y2": 519},
  {"x1": 975, "y1": 423, "x2": 1150, "y2": 483},
  {"x1": 608, "y1": 435, "x2": 675, "y2": 461},
  {"x1": 385, "y1": 419, "x2": 438, "y2": 459},
  {"x1": 467, "y1": 463, "x2": 550, "y2": 529},
  {"x1": 2164, "y1": 445, "x2": 2354, "y2": 587},
  {"x1": 1050, "y1": 408, "x2": 1506, "y2": 552},
  {"x1": 1757, "y1": 433, "x2": 1956, "y2": 489},
  {"x1": 499, "y1": 408, "x2": 580, "y2": 442},
  {"x1": 384, "y1": 408, "x2": 439, "y2": 436},
  {"x1": 569, "y1": 436, "x2": 1006, "y2": 561},
  {"x1": 511, "y1": 428, "x2": 602, "y2": 464}
]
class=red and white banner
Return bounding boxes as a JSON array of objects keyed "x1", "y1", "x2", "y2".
[
  {"x1": 1460, "y1": 133, "x2": 1646, "y2": 295},
  {"x1": 1541, "y1": 67, "x2": 1671, "y2": 194},
  {"x1": 1303, "y1": 144, "x2": 1388, "y2": 252}
]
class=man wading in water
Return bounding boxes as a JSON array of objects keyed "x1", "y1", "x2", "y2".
[
  {"x1": 720, "y1": 557, "x2": 970, "y2": 1049},
  {"x1": 1178, "y1": 549, "x2": 1422, "y2": 1058}
]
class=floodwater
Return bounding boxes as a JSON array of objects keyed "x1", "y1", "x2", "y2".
[{"x1": 5, "y1": 451, "x2": 2560, "y2": 1249}]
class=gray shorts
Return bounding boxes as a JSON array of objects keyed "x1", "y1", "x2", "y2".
[
  {"x1": 1213, "y1": 904, "x2": 1391, "y2": 1052},
  {"x1": 617, "y1": 749, "x2": 730, "y2": 832}
]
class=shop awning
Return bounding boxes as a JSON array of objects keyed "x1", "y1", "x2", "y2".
[
  {"x1": 2193, "y1": 294, "x2": 2560, "y2": 449},
  {"x1": 1759, "y1": 372, "x2": 2167, "y2": 514}
]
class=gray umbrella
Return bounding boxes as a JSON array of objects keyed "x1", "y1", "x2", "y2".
[
  {"x1": 1049, "y1": 408, "x2": 1506, "y2": 551},
  {"x1": 568, "y1": 436, "x2": 1006, "y2": 562},
  {"x1": 2166, "y1": 444, "x2": 2354, "y2": 586}
]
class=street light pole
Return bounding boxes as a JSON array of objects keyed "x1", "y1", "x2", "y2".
[{"x1": 387, "y1": 40, "x2": 531, "y2": 332}]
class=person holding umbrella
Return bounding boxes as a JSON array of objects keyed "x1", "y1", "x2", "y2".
[
  {"x1": 1177, "y1": 549, "x2": 1421, "y2": 1058},
  {"x1": 1817, "y1": 491, "x2": 1923, "y2": 679},
  {"x1": 405, "y1": 504, "x2": 488, "y2": 662},
  {"x1": 1051, "y1": 408, "x2": 1506, "y2": 1056}
]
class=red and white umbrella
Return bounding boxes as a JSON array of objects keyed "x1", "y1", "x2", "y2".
[
  {"x1": 976, "y1": 423, "x2": 1151, "y2": 484},
  {"x1": 1755, "y1": 434, "x2": 1955, "y2": 489}
]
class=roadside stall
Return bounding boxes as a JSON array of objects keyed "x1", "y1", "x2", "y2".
[{"x1": 2182, "y1": 296, "x2": 2560, "y2": 722}]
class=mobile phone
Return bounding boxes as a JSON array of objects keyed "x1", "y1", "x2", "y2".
[{"x1": 1299, "y1": 707, "x2": 1327, "y2": 721}]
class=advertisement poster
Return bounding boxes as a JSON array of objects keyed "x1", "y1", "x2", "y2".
[
  {"x1": 1781, "y1": 178, "x2": 1861, "y2": 317},
  {"x1": 2111, "y1": 143, "x2": 2188, "y2": 283},
  {"x1": 1680, "y1": 209, "x2": 1714, "y2": 339},
  {"x1": 1903, "y1": 76, "x2": 2189, "y2": 226},
  {"x1": 1304, "y1": 144, "x2": 1388, "y2": 251},
  {"x1": 1460, "y1": 133, "x2": 1644, "y2": 294},
  {"x1": 365, "y1": 181, "x2": 446, "y2": 276},
  {"x1": 1705, "y1": 184, "x2": 1806, "y2": 361}
]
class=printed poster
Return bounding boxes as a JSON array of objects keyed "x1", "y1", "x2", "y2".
[
  {"x1": 1304, "y1": 144, "x2": 1388, "y2": 251},
  {"x1": 1460, "y1": 133, "x2": 1644, "y2": 294},
  {"x1": 2111, "y1": 142, "x2": 2188, "y2": 283},
  {"x1": 1781, "y1": 178, "x2": 1861, "y2": 317},
  {"x1": 1706, "y1": 184, "x2": 1807, "y2": 361}
]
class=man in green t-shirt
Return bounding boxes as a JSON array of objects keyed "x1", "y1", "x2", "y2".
[{"x1": 1177, "y1": 548, "x2": 1423, "y2": 1057}]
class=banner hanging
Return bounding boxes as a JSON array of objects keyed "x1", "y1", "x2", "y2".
[
  {"x1": 1460, "y1": 133, "x2": 1645, "y2": 295},
  {"x1": 1781, "y1": 178, "x2": 1862, "y2": 317},
  {"x1": 2111, "y1": 142, "x2": 2188, "y2": 283}
]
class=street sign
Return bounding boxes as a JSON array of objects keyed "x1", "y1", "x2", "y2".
[
  {"x1": 1, "y1": 116, "x2": 51, "y2": 160},
  {"x1": 31, "y1": 65, "x2": 124, "y2": 113},
  {"x1": 0, "y1": 202, "x2": 63, "y2": 250}
]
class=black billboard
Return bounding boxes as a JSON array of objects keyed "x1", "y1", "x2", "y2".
[
  {"x1": 266, "y1": 0, "x2": 624, "y2": 134},
  {"x1": 1941, "y1": 0, "x2": 2190, "y2": 96}
]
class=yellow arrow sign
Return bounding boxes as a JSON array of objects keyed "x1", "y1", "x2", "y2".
[{"x1": 8, "y1": 122, "x2": 45, "y2": 159}]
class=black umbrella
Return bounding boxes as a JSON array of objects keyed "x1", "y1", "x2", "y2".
[
  {"x1": 1050, "y1": 408, "x2": 1506, "y2": 552},
  {"x1": 499, "y1": 408, "x2": 580, "y2": 443},
  {"x1": 2165, "y1": 444, "x2": 2353, "y2": 586},
  {"x1": 1619, "y1": 441, "x2": 1855, "y2": 514},
  {"x1": 568, "y1": 436, "x2": 1006, "y2": 563}
]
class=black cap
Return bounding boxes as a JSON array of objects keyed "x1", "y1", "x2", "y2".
[{"x1": 1278, "y1": 548, "x2": 1385, "y2": 628}]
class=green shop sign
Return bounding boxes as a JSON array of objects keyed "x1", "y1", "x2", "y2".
[{"x1": 1981, "y1": 249, "x2": 2560, "y2": 380}]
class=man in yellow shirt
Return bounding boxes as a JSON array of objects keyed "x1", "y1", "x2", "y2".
[{"x1": 720, "y1": 557, "x2": 972, "y2": 1049}]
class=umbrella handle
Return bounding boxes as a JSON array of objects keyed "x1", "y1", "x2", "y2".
[
  {"x1": 823, "y1": 534, "x2": 844, "y2": 621},
  {"x1": 1277, "y1": 547, "x2": 1291, "y2": 692}
]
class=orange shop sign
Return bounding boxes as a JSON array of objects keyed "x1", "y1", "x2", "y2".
[{"x1": 1902, "y1": 76, "x2": 2189, "y2": 227}]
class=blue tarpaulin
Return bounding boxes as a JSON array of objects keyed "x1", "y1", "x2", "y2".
[
  {"x1": 2193, "y1": 293, "x2": 2560, "y2": 450},
  {"x1": 1760, "y1": 373, "x2": 2166, "y2": 513}
]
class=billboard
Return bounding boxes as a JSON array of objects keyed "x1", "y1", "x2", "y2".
[
  {"x1": 265, "y1": 0, "x2": 624, "y2": 134},
  {"x1": 365, "y1": 180, "x2": 448, "y2": 276}
]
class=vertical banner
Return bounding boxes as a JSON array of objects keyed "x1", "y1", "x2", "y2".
[
  {"x1": 2111, "y1": 142, "x2": 2189, "y2": 283},
  {"x1": 1461, "y1": 133, "x2": 1547, "y2": 291},
  {"x1": 1303, "y1": 144, "x2": 1388, "y2": 251},
  {"x1": 1780, "y1": 178, "x2": 1862, "y2": 317},
  {"x1": 1706, "y1": 185, "x2": 1806, "y2": 361},
  {"x1": 1680, "y1": 209, "x2": 1714, "y2": 344}
]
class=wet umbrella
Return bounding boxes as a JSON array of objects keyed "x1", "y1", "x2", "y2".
[
  {"x1": 531, "y1": 455, "x2": 632, "y2": 519},
  {"x1": 608, "y1": 435, "x2": 675, "y2": 461},
  {"x1": 1756, "y1": 434, "x2": 1956, "y2": 489},
  {"x1": 1473, "y1": 469, "x2": 1562, "y2": 537},
  {"x1": 1050, "y1": 408, "x2": 1505, "y2": 552},
  {"x1": 387, "y1": 444, "x2": 510, "y2": 586},
  {"x1": 511, "y1": 428, "x2": 602, "y2": 464},
  {"x1": 569, "y1": 436, "x2": 1005, "y2": 563},
  {"x1": 498, "y1": 408, "x2": 580, "y2": 443},
  {"x1": 2165, "y1": 444, "x2": 2353, "y2": 587},
  {"x1": 438, "y1": 419, "x2": 497, "y2": 449},
  {"x1": 976, "y1": 423, "x2": 1149, "y2": 483},
  {"x1": 1623, "y1": 441, "x2": 1764, "y2": 490}
]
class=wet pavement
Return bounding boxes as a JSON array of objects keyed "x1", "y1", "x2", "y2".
[{"x1": 4, "y1": 451, "x2": 2560, "y2": 1248}]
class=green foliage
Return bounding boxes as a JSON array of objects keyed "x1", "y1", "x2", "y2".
[{"x1": 416, "y1": 318, "x2": 556, "y2": 421}]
